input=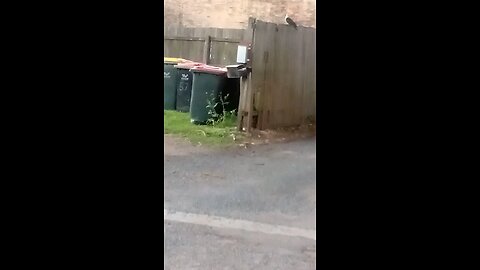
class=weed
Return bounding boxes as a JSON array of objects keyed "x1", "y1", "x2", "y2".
[{"x1": 206, "y1": 92, "x2": 236, "y2": 127}]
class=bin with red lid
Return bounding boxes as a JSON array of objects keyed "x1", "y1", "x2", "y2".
[{"x1": 189, "y1": 65, "x2": 228, "y2": 125}]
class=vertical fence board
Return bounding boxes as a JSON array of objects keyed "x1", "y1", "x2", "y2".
[
  {"x1": 250, "y1": 21, "x2": 267, "y2": 117},
  {"x1": 257, "y1": 22, "x2": 277, "y2": 130},
  {"x1": 275, "y1": 24, "x2": 290, "y2": 127},
  {"x1": 250, "y1": 20, "x2": 316, "y2": 129},
  {"x1": 292, "y1": 27, "x2": 305, "y2": 125},
  {"x1": 304, "y1": 28, "x2": 316, "y2": 123}
]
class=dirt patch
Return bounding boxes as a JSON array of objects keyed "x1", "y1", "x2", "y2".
[
  {"x1": 238, "y1": 124, "x2": 316, "y2": 148},
  {"x1": 164, "y1": 134, "x2": 213, "y2": 156},
  {"x1": 165, "y1": 124, "x2": 316, "y2": 152}
]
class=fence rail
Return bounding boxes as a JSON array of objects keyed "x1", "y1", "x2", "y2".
[{"x1": 164, "y1": 26, "x2": 247, "y2": 66}]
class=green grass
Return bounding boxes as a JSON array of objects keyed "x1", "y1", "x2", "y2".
[{"x1": 164, "y1": 110, "x2": 242, "y2": 146}]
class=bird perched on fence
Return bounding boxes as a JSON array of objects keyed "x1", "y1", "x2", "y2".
[{"x1": 285, "y1": 14, "x2": 298, "y2": 29}]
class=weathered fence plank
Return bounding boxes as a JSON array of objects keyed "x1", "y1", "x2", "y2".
[
  {"x1": 250, "y1": 20, "x2": 316, "y2": 129},
  {"x1": 258, "y1": 22, "x2": 277, "y2": 129},
  {"x1": 164, "y1": 26, "x2": 245, "y2": 66}
]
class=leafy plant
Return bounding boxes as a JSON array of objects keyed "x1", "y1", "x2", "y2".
[{"x1": 206, "y1": 92, "x2": 236, "y2": 127}]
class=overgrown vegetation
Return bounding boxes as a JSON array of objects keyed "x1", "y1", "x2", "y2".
[
  {"x1": 164, "y1": 94, "x2": 242, "y2": 146},
  {"x1": 206, "y1": 93, "x2": 236, "y2": 127}
]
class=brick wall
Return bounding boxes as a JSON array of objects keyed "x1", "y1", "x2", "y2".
[{"x1": 164, "y1": 0, "x2": 316, "y2": 29}]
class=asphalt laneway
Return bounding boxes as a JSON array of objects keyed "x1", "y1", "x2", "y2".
[{"x1": 164, "y1": 135, "x2": 316, "y2": 269}]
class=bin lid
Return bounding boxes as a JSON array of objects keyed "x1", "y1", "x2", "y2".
[
  {"x1": 174, "y1": 62, "x2": 204, "y2": 70},
  {"x1": 225, "y1": 64, "x2": 244, "y2": 68},
  {"x1": 164, "y1": 57, "x2": 192, "y2": 64},
  {"x1": 190, "y1": 65, "x2": 227, "y2": 76}
]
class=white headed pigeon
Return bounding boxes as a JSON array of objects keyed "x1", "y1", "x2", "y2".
[{"x1": 285, "y1": 14, "x2": 298, "y2": 29}]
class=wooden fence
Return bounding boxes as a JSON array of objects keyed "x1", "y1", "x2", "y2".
[
  {"x1": 250, "y1": 19, "x2": 316, "y2": 129},
  {"x1": 163, "y1": 18, "x2": 316, "y2": 131},
  {"x1": 164, "y1": 26, "x2": 247, "y2": 66}
]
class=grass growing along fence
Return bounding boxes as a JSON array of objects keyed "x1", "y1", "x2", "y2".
[{"x1": 164, "y1": 110, "x2": 241, "y2": 146}]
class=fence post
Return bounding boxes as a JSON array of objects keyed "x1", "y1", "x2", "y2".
[
  {"x1": 245, "y1": 73, "x2": 254, "y2": 133},
  {"x1": 203, "y1": 35, "x2": 211, "y2": 64},
  {"x1": 237, "y1": 75, "x2": 248, "y2": 131},
  {"x1": 236, "y1": 17, "x2": 256, "y2": 133}
]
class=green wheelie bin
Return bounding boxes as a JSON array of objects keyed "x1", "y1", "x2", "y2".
[
  {"x1": 164, "y1": 57, "x2": 190, "y2": 110},
  {"x1": 173, "y1": 62, "x2": 204, "y2": 112},
  {"x1": 189, "y1": 65, "x2": 228, "y2": 125}
]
